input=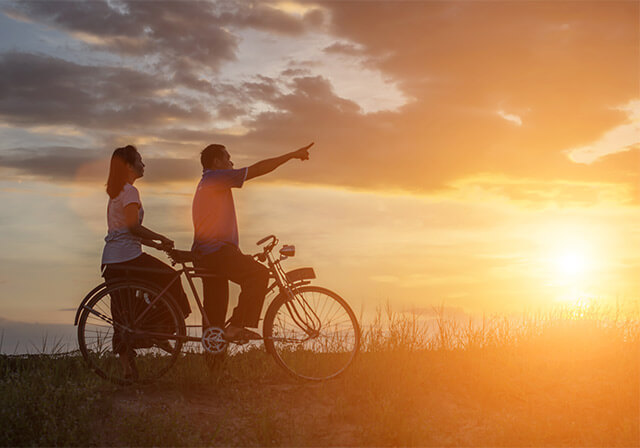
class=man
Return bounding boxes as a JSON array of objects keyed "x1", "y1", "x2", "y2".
[{"x1": 192, "y1": 142, "x2": 314, "y2": 341}]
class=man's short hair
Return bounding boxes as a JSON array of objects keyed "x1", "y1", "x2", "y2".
[{"x1": 201, "y1": 144, "x2": 226, "y2": 169}]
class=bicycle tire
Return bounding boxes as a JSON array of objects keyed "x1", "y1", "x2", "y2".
[
  {"x1": 263, "y1": 285, "x2": 360, "y2": 381},
  {"x1": 77, "y1": 281, "x2": 185, "y2": 385}
]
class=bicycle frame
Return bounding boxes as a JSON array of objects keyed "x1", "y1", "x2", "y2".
[
  {"x1": 266, "y1": 250, "x2": 322, "y2": 335},
  {"x1": 75, "y1": 243, "x2": 318, "y2": 345}
]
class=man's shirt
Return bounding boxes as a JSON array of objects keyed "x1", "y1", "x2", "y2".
[{"x1": 191, "y1": 167, "x2": 248, "y2": 255}]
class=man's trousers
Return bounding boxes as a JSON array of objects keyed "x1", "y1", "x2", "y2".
[{"x1": 195, "y1": 245, "x2": 270, "y2": 329}]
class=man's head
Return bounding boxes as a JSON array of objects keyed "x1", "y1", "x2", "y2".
[{"x1": 201, "y1": 144, "x2": 233, "y2": 170}]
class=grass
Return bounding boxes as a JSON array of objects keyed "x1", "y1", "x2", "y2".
[{"x1": 1, "y1": 302, "x2": 638, "y2": 446}]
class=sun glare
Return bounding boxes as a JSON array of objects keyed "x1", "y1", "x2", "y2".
[
  {"x1": 548, "y1": 243, "x2": 599, "y2": 304},
  {"x1": 555, "y1": 251, "x2": 587, "y2": 277}
]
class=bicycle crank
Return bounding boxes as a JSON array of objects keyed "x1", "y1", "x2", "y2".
[{"x1": 202, "y1": 326, "x2": 227, "y2": 354}]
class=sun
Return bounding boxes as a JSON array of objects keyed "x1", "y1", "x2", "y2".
[
  {"x1": 555, "y1": 251, "x2": 587, "y2": 277},
  {"x1": 551, "y1": 248, "x2": 594, "y2": 304},
  {"x1": 541, "y1": 221, "x2": 599, "y2": 286}
]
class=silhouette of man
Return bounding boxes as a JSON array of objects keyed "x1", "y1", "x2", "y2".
[{"x1": 192, "y1": 142, "x2": 314, "y2": 340}]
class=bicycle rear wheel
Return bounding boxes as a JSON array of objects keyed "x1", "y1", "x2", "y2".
[
  {"x1": 77, "y1": 281, "x2": 185, "y2": 385},
  {"x1": 263, "y1": 285, "x2": 360, "y2": 381}
]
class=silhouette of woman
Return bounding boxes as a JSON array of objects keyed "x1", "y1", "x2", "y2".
[{"x1": 101, "y1": 145, "x2": 190, "y2": 374}]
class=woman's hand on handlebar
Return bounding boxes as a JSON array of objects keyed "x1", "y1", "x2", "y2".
[{"x1": 141, "y1": 237, "x2": 174, "y2": 252}]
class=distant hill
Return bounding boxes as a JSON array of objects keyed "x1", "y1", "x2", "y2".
[{"x1": 0, "y1": 317, "x2": 77, "y2": 354}]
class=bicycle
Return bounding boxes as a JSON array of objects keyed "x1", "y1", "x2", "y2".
[{"x1": 74, "y1": 235, "x2": 360, "y2": 384}]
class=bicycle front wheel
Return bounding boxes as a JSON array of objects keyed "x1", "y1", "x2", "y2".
[
  {"x1": 263, "y1": 285, "x2": 360, "y2": 381},
  {"x1": 77, "y1": 281, "x2": 185, "y2": 385}
]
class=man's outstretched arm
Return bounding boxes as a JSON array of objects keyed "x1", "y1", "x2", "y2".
[{"x1": 246, "y1": 142, "x2": 314, "y2": 181}]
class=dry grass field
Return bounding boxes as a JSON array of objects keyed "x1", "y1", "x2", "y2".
[{"x1": 1, "y1": 303, "x2": 638, "y2": 446}]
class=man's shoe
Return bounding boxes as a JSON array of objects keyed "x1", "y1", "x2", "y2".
[
  {"x1": 240, "y1": 328, "x2": 262, "y2": 340},
  {"x1": 224, "y1": 326, "x2": 262, "y2": 342}
]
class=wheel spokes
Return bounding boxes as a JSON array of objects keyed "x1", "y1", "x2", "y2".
[
  {"x1": 267, "y1": 286, "x2": 359, "y2": 380},
  {"x1": 78, "y1": 283, "x2": 184, "y2": 384}
]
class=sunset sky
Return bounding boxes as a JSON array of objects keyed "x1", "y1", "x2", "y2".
[{"x1": 0, "y1": 1, "x2": 638, "y2": 333}]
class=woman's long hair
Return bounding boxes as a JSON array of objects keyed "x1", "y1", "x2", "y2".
[{"x1": 106, "y1": 145, "x2": 139, "y2": 199}]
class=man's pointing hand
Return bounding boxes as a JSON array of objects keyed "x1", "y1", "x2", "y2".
[{"x1": 292, "y1": 142, "x2": 314, "y2": 161}]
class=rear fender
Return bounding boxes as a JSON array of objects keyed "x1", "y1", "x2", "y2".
[
  {"x1": 74, "y1": 282, "x2": 108, "y2": 325},
  {"x1": 73, "y1": 278, "x2": 165, "y2": 325}
]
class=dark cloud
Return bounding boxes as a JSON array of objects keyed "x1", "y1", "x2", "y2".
[
  {"x1": 1, "y1": 1, "x2": 637, "y2": 204},
  {"x1": 0, "y1": 146, "x2": 200, "y2": 184},
  {"x1": 280, "y1": 67, "x2": 311, "y2": 77},
  {"x1": 0, "y1": 146, "x2": 105, "y2": 181},
  {"x1": 7, "y1": 0, "x2": 323, "y2": 92},
  {"x1": 319, "y1": 1, "x2": 639, "y2": 149},
  {"x1": 323, "y1": 41, "x2": 364, "y2": 56},
  {"x1": 197, "y1": 76, "x2": 283, "y2": 120},
  {"x1": 142, "y1": 157, "x2": 201, "y2": 183},
  {"x1": 302, "y1": 8, "x2": 325, "y2": 28},
  {"x1": 213, "y1": 1, "x2": 637, "y2": 201},
  {"x1": 216, "y1": 72, "x2": 638, "y2": 204},
  {"x1": 0, "y1": 52, "x2": 210, "y2": 129},
  {"x1": 9, "y1": 1, "x2": 236, "y2": 68}
]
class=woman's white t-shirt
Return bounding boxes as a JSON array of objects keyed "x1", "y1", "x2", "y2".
[{"x1": 101, "y1": 183, "x2": 144, "y2": 264}]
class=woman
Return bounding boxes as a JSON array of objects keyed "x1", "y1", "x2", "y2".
[{"x1": 101, "y1": 145, "x2": 190, "y2": 374}]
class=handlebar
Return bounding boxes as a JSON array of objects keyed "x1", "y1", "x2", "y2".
[
  {"x1": 161, "y1": 235, "x2": 282, "y2": 266},
  {"x1": 254, "y1": 235, "x2": 278, "y2": 262},
  {"x1": 257, "y1": 234, "x2": 278, "y2": 252},
  {"x1": 256, "y1": 235, "x2": 276, "y2": 246}
]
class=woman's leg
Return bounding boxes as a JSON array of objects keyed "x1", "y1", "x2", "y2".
[
  {"x1": 125, "y1": 253, "x2": 191, "y2": 317},
  {"x1": 102, "y1": 264, "x2": 135, "y2": 377},
  {"x1": 102, "y1": 264, "x2": 127, "y2": 354}
]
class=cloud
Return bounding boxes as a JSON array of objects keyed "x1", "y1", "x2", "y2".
[
  {"x1": 215, "y1": 1, "x2": 637, "y2": 201},
  {"x1": 142, "y1": 157, "x2": 201, "y2": 183},
  {"x1": 1, "y1": 1, "x2": 637, "y2": 205},
  {"x1": 447, "y1": 172, "x2": 638, "y2": 207},
  {"x1": 8, "y1": 1, "x2": 236, "y2": 67},
  {"x1": 196, "y1": 68, "x2": 637, "y2": 205},
  {"x1": 567, "y1": 100, "x2": 640, "y2": 164},
  {"x1": 323, "y1": 41, "x2": 365, "y2": 56},
  {"x1": 497, "y1": 110, "x2": 523, "y2": 126},
  {"x1": 0, "y1": 146, "x2": 201, "y2": 184},
  {"x1": 6, "y1": 0, "x2": 324, "y2": 92},
  {"x1": 0, "y1": 146, "x2": 105, "y2": 181},
  {"x1": 0, "y1": 52, "x2": 211, "y2": 129},
  {"x1": 221, "y1": 2, "x2": 324, "y2": 35}
]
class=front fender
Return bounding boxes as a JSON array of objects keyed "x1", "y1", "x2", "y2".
[{"x1": 285, "y1": 267, "x2": 316, "y2": 285}]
